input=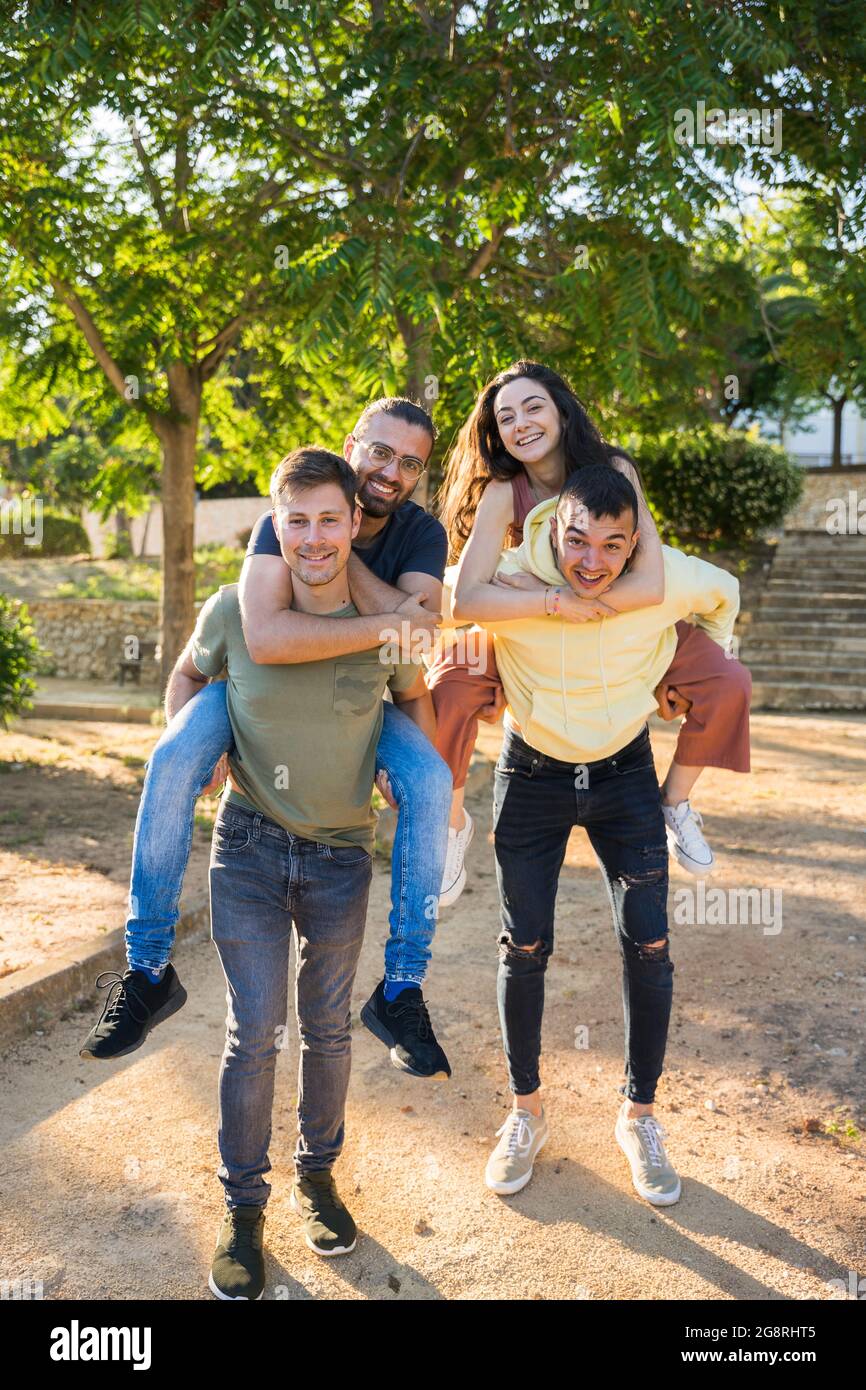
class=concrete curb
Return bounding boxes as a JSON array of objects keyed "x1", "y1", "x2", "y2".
[
  {"x1": 0, "y1": 753, "x2": 496, "y2": 1049},
  {"x1": 24, "y1": 702, "x2": 160, "y2": 725},
  {"x1": 0, "y1": 902, "x2": 210, "y2": 1051}
]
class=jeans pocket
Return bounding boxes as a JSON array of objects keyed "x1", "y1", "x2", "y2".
[
  {"x1": 612, "y1": 729, "x2": 655, "y2": 777},
  {"x1": 321, "y1": 843, "x2": 372, "y2": 866},
  {"x1": 495, "y1": 741, "x2": 538, "y2": 778},
  {"x1": 213, "y1": 820, "x2": 252, "y2": 854}
]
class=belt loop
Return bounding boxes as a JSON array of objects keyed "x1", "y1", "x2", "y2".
[{"x1": 252, "y1": 812, "x2": 262, "y2": 841}]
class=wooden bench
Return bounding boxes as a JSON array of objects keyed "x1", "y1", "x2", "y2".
[{"x1": 116, "y1": 639, "x2": 159, "y2": 686}]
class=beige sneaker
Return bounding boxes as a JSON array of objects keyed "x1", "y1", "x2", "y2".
[
  {"x1": 615, "y1": 1103, "x2": 681, "y2": 1205},
  {"x1": 485, "y1": 1107, "x2": 548, "y2": 1195},
  {"x1": 439, "y1": 810, "x2": 474, "y2": 908}
]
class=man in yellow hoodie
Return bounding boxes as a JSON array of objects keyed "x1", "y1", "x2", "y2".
[{"x1": 461, "y1": 464, "x2": 739, "y2": 1206}]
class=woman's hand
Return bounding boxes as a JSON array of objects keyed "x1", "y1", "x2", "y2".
[{"x1": 559, "y1": 588, "x2": 618, "y2": 623}]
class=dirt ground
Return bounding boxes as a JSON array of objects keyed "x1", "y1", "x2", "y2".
[
  {"x1": 0, "y1": 718, "x2": 214, "y2": 978},
  {"x1": 0, "y1": 710, "x2": 864, "y2": 1301}
]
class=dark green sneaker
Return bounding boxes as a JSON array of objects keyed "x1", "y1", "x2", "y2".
[
  {"x1": 290, "y1": 1170, "x2": 357, "y2": 1257},
  {"x1": 208, "y1": 1205, "x2": 265, "y2": 1300}
]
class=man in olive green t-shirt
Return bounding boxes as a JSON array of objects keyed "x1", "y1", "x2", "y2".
[
  {"x1": 188, "y1": 582, "x2": 419, "y2": 850},
  {"x1": 167, "y1": 447, "x2": 447, "y2": 1299}
]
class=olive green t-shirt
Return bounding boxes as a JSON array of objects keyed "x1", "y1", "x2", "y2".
[{"x1": 190, "y1": 585, "x2": 420, "y2": 851}]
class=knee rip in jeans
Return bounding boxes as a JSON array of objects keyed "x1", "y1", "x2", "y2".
[
  {"x1": 498, "y1": 932, "x2": 550, "y2": 963},
  {"x1": 633, "y1": 937, "x2": 671, "y2": 963},
  {"x1": 616, "y1": 864, "x2": 667, "y2": 901}
]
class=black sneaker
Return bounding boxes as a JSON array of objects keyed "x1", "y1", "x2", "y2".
[
  {"x1": 360, "y1": 980, "x2": 451, "y2": 1080},
  {"x1": 79, "y1": 964, "x2": 187, "y2": 1061},
  {"x1": 290, "y1": 1171, "x2": 356, "y2": 1257},
  {"x1": 208, "y1": 1206, "x2": 265, "y2": 1300}
]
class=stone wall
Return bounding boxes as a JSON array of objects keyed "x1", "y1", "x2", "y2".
[
  {"x1": 27, "y1": 599, "x2": 161, "y2": 684},
  {"x1": 784, "y1": 467, "x2": 866, "y2": 531}
]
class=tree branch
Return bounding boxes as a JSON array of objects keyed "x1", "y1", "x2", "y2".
[
  {"x1": 128, "y1": 121, "x2": 171, "y2": 231},
  {"x1": 465, "y1": 221, "x2": 512, "y2": 280},
  {"x1": 49, "y1": 275, "x2": 151, "y2": 411}
]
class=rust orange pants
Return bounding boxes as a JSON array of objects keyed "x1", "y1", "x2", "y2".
[{"x1": 426, "y1": 621, "x2": 751, "y2": 790}]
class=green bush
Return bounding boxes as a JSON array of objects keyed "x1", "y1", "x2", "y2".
[
  {"x1": 0, "y1": 505, "x2": 91, "y2": 558},
  {"x1": 194, "y1": 543, "x2": 243, "y2": 599},
  {"x1": 636, "y1": 427, "x2": 804, "y2": 546},
  {"x1": 0, "y1": 596, "x2": 40, "y2": 726}
]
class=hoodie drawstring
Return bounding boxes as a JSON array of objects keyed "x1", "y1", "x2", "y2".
[
  {"x1": 560, "y1": 620, "x2": 569, "y2": 734},
  {"x1": 598, "y1": 619, "x2": 612, "y2": 725}
]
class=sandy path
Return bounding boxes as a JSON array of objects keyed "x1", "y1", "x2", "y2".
[{"x1": 1, "y1": 713, "x2": 864, "y2": 1300}]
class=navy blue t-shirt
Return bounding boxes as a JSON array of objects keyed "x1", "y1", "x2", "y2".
[{"x1": 246, "y1": 501, "x2": 447, "y2": 586}]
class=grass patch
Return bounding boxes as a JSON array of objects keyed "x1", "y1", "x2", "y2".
[{"x1": 48, "y1": 544, "x2": 244, "y2": 604}]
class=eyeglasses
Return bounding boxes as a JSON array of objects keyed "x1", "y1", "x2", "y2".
[{"x1": 353, "y1": 436, "x2": 427, "y2": 480}]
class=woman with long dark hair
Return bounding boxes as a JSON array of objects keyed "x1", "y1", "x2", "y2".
[{"x1": 429, "y1": 360, "x2": 751, "y2": 904}]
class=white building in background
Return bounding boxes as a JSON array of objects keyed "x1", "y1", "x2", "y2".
[
  {"x1": 758, "y1": 400, "x2": 866, "y2": 468},
  {"x1": 82, "y1": 493, "x2": 271, "y2": 558}
]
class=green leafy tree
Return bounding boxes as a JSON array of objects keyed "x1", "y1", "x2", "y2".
[
  {"x1": 0, "y1": 596, "x2": 39, "y2": 726},
  {"x1": 1, "y1": 0, "x2": 865, "y2": 679}
]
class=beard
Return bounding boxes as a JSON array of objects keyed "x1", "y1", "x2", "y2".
[
  {"x1": 292, "y1": 553, "x2": 342, "y2": 586},
  {"x1": 356, "y1": 472, "x2": 411, "y2": 518}
]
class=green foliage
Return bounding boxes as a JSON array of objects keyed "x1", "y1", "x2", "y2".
[
  {"x1": 0, "y1": 596, "x2": 39, "y2": 726},
  {"x1": 636, "y1": 427, "x2": 804, "y2": 545},
  {"x1": 0, "y1": 507, "x2": 90, "y2": 558},
  {"x1": 51, "y1": 543, "x2": 241, "y2": 602},
  {"x1": 0, "y1": 0, "x2": 864, "y2": 606},
  {"x1": 192, "y1": 544, "x2": 242, "y2": 600}
]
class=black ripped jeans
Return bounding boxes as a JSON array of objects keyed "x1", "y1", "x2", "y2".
[{"x1": 493, "y1": 724, "x2": 673, "y2": 1104}]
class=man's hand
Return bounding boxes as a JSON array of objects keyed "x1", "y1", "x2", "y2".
[
  {"x1": 386, "y1": 590, "x2": 441, "y2": 651},
  {"x1": 200, "y1": 752, "x2": 229, "y2": 796},
  {"x1": 375, "y1": 768, "x2": 398, "y2": 810},
  {"x1": 654, "y1": 683, "x2": 692, "y2": 721},
  {"x1": 477, "y1": 683, "x2": 506, "y2": 725},
  {"x1": 492, "y1": 569, "x2": 548, "y2": 592}
]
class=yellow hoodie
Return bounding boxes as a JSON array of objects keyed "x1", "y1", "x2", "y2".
[{"x1": 478, "y1": 497, "x2": 740, "y2": 763}]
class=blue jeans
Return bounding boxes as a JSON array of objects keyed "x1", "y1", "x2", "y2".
[
  {"x1": 126, "y1": 682, "x2": 451, "y2": 986},
  {"x1": 210, "y1": 801, "x2": 371, "y2": 1204},
  {"x1": 493, "y1": 724, "x2": 673, "y2": 1105}
]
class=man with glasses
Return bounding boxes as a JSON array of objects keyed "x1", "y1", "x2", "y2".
[{"x1": 79, "y1": 399, "x2": 454, "y2": 1084}]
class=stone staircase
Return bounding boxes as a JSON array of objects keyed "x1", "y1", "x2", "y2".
[{"x1": 738, "y1": 531, "x2": 866, "y2": 711}]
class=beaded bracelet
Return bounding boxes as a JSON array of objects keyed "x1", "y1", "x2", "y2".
[{"x1": 545, "y1": 585, "x2": 562, "y2": 616}]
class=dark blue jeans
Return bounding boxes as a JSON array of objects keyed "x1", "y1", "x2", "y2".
[
  {"x1": 209, "y1": 801, "x2": 371, "y2": 1208},
  {"x1": 493, "y1": 724, "x2": 672, "y2": 1105}
]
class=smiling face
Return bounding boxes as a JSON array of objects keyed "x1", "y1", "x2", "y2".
[
  {"x1": 550, "y1": 499, "x2": 639, "y2": 597},
  {"x1": 272, "y1": 482, "x2": 361, "y2": 587},
  {"x1": 344, "y1": 410, "x2": 433, "y2": 518},
  {"x1": 492, "y1": 377, "x2": 564, "y2": 470}
]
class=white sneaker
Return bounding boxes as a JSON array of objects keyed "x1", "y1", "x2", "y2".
[
  {"x1": 615, "y1": 1104, "x2": 681, "y2": 1206},
  {"x1": 485, "y1": 1107, "x2": 549, "y2": 1195},
  {"x1": 439, "y1": 810, "x2": 474, "y2": 908},
  {"x1": 662, "y1": 800, "x2": 715, "y2": 876}
]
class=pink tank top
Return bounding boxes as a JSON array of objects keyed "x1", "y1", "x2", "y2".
[{"x1": 507, "y1": 471, "x2": 537, "y2": 548}]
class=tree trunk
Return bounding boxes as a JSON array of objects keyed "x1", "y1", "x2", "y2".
[
  {"x1": 114, "y1": 508, "x2": 132, "y2": 558},
  {"x1": 830, "y1": 395, "x2": 846, "y2": 470},
  {"x1": 156, "y1": 365, "x2": 200, "y2": 687},
  {"x1": 397, "y1": 313, "x2": 437, "y2": 508}
]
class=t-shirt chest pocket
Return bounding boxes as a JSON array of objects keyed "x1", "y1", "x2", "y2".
[{"x1": 333, "y1": 663, "x2": 384, "y2": 716}]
